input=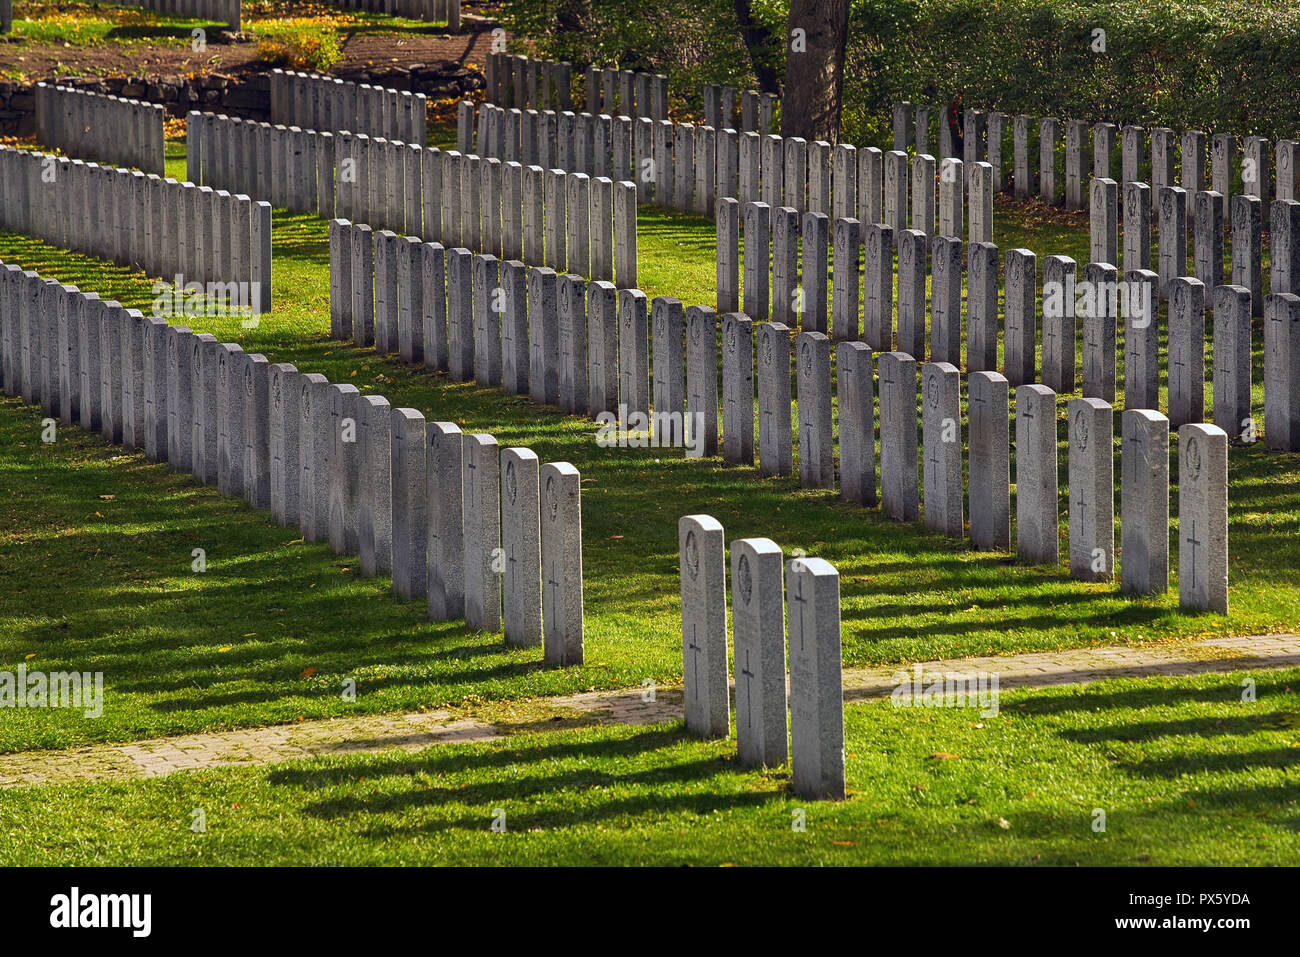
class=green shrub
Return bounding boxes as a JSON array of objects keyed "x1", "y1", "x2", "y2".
[
  {"x1": 502, "y1": 0, "x2": 1300, "y2": 147},
  {"x1": 254, "y1": 29, "x2": 342, "y2": 72}
]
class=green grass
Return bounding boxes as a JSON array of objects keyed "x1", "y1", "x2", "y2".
[
  {"x1": 3, "y1": 668, "x2": 1299, "y2": 865},
  {"x1": 2, "y1": 133, "x2": 1299, "y2": 754}
]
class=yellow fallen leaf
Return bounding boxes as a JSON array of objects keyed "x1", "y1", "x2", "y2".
[
  {"x1": 929, "y1": 752, "x2": 961, "y2": 761},
  {"x1": 218, "y1": 646, "x2": 232, "y2": 653},
  {"x1": 24, "y1": 653, "x2": 36, "y2": 660}
]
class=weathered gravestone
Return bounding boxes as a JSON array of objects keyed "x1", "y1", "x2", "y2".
[
  {"x1": 836, "y1": 341, "x2": 875, "y2": 507},
  {"x1": 787, "y1": 556, "x2": 845, "y2": 801},
  {"x1": 243, "y1": 353, "x2": 271, "y2": 510},
  {"x1": 1068, "y1": 396, "x2": 1114, "y2": 582},
  {"x1": 756, "y1": 321, "x2": 793, "y2": 477},
  {"x1": 922, "y1": 361, "x2": 963, "y2": 538},
  {"x1": 796, "y1": 331, "x2": 833, "y2": 489},
  {"x1": 730, "y1": 537, "x2": 787, "y2": 769},
  {"x1": 268, "y1": 363, "x2": 300, "y2": 527},
  {"x1": 1042, "y1": 255, "x2": 1077, "y2": 394},
  {"x1": 968, "y1": 371, "x2": 1010, "y2": 550},
  {"x1": 462, "y1": 433, "x2": 502, "y2": 633},
  {"x1": 541, "y1": 461, "x2": 584, "y2": 666},
  {"x1": 1016, "y1": 384, "x2": 1058, "y2": 564},
  {"x1": 1212, "y1": 285, "x2": 1253, "y2": 441},
  {"x1": 299, "y1": 374, "x2": 331, "y2": 544},
  {"x1": 501, "y1": 447, "x2": 542, "y2": 648},
  {"x1": 1169, "y1": 277, "x2": 1207, "y2": 429},
  {"x1": 1178, "y1": 423, "x2": 1229, "y2": 614},
  {"x1": 721, "y1": 312, "x2": 754, "y2": 465},
  {"x1": 1264, "y1": 293, "x2": 1300, "y2": 451},
  {"x1": 1124, "y1": 269, "x2": 1160, "y2": 411},
  {"x1": 685, "y1": 306, "x2": 719, "y2": 457},
  {"x1": 328, "y1": 383, "x2": 362, "y2": 556},
  {"x1": 879, "y1": 351, "x2": 919, "y2": 522},
  {"x1": 427, "y1": 421, "x2": 466, "y2": 621},
  {"x1": 358, "y1": 395, "x2": 393, "y2": 579},
  {"x1": 1120, "y1": 408, "x2": 1169, "y2": 596},
  {"x1": 680, "y1": 514, "x2": 729, "y2": 739},
  {"x1": 651, "y1": 296, "x2": 685, "y2": 447}
]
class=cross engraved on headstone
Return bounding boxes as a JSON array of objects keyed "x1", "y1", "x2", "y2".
[
  {"x1": 546, "y1": 564, "x2": 560, "y2": 623},
  {"x1": 740, "y1": 649, "x2": 755, "y2": 729},
  {"x1": 686, "y1": 624, "x2": 702, "y2": 700},
  {"x1": 1125, "y1": 429, "x2": 1145, "y2": 482},
  {"x1": 790, "y1": 576, "x2": 808, "y2": 651},
  {"x1": 1185, "y1": 519, "x2": 1201, "y2": 589}
]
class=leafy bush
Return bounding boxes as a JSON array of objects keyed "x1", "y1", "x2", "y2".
[
  {"x1": 254, "y1": 27, "x2": 343, "y2": 72},
  {"x1": 843, "y1": 0, "x2": 1300, "y2": 147},
  {"x1": 502, "y1": 0, "x2": 1300, "y2": 148}
]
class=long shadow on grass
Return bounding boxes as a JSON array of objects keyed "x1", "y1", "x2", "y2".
[
  {"x1": 275, "y1": 725, "x2": 779, "y2": 833},
  {"x1": 1057, "y1": 712, "x2": 1297, "y2": 744},
  {"x1": 1007, "y1": 669, "x2": 1300, "y2": 716}
]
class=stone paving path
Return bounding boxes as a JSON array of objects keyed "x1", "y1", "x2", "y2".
[{"x1": 3, "y1": 633, "x2": 1297, "y2": 789}]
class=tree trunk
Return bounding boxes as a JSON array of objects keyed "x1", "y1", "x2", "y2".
[
  {"x1": 733, "y1": 0, "x2": 783, "y2": 96},
  {"x1": 780, "y1": 0, "x2": 849, "y2": 143}
]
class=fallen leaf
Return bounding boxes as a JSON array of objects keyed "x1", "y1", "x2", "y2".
[
  {"x1": 929, "y1": 752, "x2": 961, "y2": 760},
  {"x1": 300, "y1": 666, "x2": 318, "y2": 679},
  {"x1": 998, "y1": 817, "x2": 1011, "y2": 830},
  {"x1": 218, "y1": 646, "x2": 232, "y2": 653},
  {"x1": 24, "y1": 653, "x2": 36, "y2": 660}
]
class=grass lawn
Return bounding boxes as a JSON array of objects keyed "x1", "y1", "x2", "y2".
[
  {"x1": 2, "y1": 134, "x2": 1299, "y2": 752},
  {"x1": 2, "y1": 668, "x2": 1298, "y2": 865}
]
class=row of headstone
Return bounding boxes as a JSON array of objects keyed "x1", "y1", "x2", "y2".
[
  {"x1": 464, "y1": 102, "x2": 993, "y2": 238},
  {"x1": 1088, "y1": 176, "x2": 1300, "y2": 314},
  {"x1": 318, "y1": 228, "x2": 1238, "y2": 623},
  {"x1": 463, "y1": 102, "x2": 636, "y2": 184},
  {"x1": 269, "y1": 69, "x2": 427, "y2": 145},
  {"x1": 321, "y1": 209, "x2": 1244, "y2": 611},
  {"x1": 720, "y1": 182, "x2": 982, "y2": 326},
  {"x1": 0, "y1": 258, "x2": 584, "y2": 659},
  {"x1": 190, "y1": 112, "x2": 638, "y2": 288},
  {"x1": 188, "y1": 110, "x2": 338, "y2": 216},
  {"x1": 483, "y1": 53, "x2": 671, "y2": 124},
  {"x1": 0, "y1": 146, "x2": 272, "y2": 314},
  {"x1": 319, "y1": 0, "x2": 459, "y2": 25},
  {"x1": 701, "y1": 83, "x2": 779, "y2": 137},
  {"x1": 100, "y1": 0, "x2": 240, "y2": 29},
  {"x1": 671, "y1": 314, "x2": 1230, "y2": 611},
  {"x1": 726, "y1": 210, "x2": 1300, "y2": 451},
  {"x1": 328, "y1": 222, "x2": 641, "y2": 416},
  {"x1": 34, "y1": 83, "x2": 166, "y2": 176},
  {"x1": 895, "y1": 102, "x2": 1300, "y2": 218},
  {"x1": 484, "y1": 54, "x2": 574, "y2": 114},
  {"x1": 678, "y1": 516, "x2": 845, "y2": 800}
]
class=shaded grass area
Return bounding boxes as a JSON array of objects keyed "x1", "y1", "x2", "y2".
[
  {"x1": 3, "y1": 668, "x2": 1299, "y2": 865},
  {"x1": 2, "y1": 136, "x2": 1299, "y2": 750}
]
